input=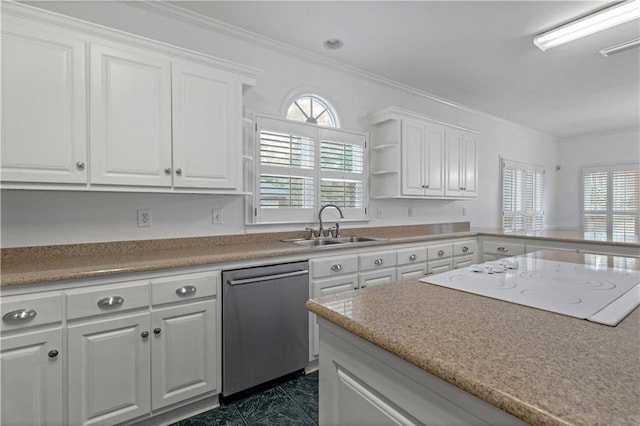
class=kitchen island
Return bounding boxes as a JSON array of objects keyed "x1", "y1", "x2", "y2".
[{"x1": 307, "y1": 251, "x2": 640, "y2": 425}]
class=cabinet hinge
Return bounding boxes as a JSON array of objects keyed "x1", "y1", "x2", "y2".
[
  {"x1": 365, "y1": 207, "x2": 367, "y2": 215},
  {"x1": 254, "y1": 207, "x2": 257, "y2": 216},
  {"x1": 255, "y1": 123, "x2": 258, "y2": 132}
]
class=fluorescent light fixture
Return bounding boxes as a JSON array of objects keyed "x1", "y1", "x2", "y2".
[
  {"x1": 599, "y1": 37, "x2": 640, "y2": 56},
  {"x1": 534, "y1": 0, "x2": 640, "y2": 51}
]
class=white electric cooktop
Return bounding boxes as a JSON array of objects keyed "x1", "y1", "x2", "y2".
[{"x1": 421, "y1": 256, "x2": 640, "y2": 326}]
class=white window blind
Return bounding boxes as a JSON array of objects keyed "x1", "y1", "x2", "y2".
[
  {"x1": 254, "y1": 116, "x2": 367, "y2": 223},
  {"x1": 501, "y1": 158, "x2": 544, "y2": 232},
  {"x1": 582, "y1": 164, "x2": 639, "y2": 241}
]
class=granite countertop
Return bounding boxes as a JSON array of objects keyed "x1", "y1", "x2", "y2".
[
  {"x1": 475, "y1": 228, "x2": 640, "y2": 246},
  {"x1": 306, "y1": 251, "x2": 640, "y2": 426},
  {"x1": 2, "y1": 223, "x2": 638, "y2": 287}
]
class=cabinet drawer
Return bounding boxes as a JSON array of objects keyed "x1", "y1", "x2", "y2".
[
  {"x1": 151, "y1": 271, "x2": 218, "y2": 306},
  {"x1": 66, "y1": 280, "x2": 149, "y2": 320},
  {"x1": 427, "y1": 243, "x2": 452, "y2": 260},
  {"x1": 359, "y1": 251, "x2": 397, "y2": 270},
  {"x1": 453, "y1": 240, "x2": 476, "y2": 256},
  {"x1": 311, "y1": 255, "x2": 358, "y2": 278},
  {"x1": 483, "y1": 241, "x2": 524, "y2": 256},
  {"x1": 397, "y1": 247, "x2": 428, "y2": 265},
  {"x1": 1, "y1": 293, "x2": 63, "y2": 332}
]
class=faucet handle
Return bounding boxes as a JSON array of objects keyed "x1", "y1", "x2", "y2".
[
  {"x1": 334, "y1": 222, "x2": 340, "y2": 238},
  {"x1": 304, "y1": 227, "x2": 315, "y2": 240}
]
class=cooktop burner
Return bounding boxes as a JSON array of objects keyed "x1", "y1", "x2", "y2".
[{"x1": 421, "y1": 256, "x2": 640, "y2": 326}]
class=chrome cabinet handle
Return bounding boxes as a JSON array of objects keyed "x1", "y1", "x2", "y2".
[
  {"x1": 76, "y1": 161, "x2": 85, "y2": 170},
  {"x1": 97, "y1": 296, "x2": 124, "y2": 308},
  {"x1": 331, "y1": 264, "x2": 342, "y2": 272},
  {"x1": 141, "y1": 331, "x2": 149, "y2": 338},
  {"x1": 462, "y1": 246, "x2": 469, "y2": 253},
  {"x1": 437, "y1": 250, "x2": 445, "y2": 256},
  {"x1": 360, "y1": 284, "x2": 367, "y2": 289},
  {"x1": 48, "y1": 350, "x2": 59, "y2": 358},
  {"x1": 176, "y1": 285, "x2": 197, "y2": 296},
  {"x1": 153, "y1": 328, "x2": 161, "y2": 335},
  {"x1": 164, "y1": 167, "x2": 172, "y2": 175},
  {"x1": 374, "y1": 258, "x2": 384, "y2": 265},
  {"x1": 3, "y1": 309, "x2": 37, "y2": 322},
  {"x1": 497, "y1": 247, "x2": 508, "y2": 252},
  {"x1": 409, "y1": 254, "x2": 417, "y2": 261},
  {"x1": 175, "y1": 168, "x2": 182, "y2": 176}
]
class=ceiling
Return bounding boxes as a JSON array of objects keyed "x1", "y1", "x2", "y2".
[{"x1": 168, "y1": 1, "x2": 640, "y2": 139}]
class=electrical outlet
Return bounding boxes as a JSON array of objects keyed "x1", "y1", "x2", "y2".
[
  {"x1": 212, "y1": 208, "x2": 224, "y2": 224},
  {"x1": 376, "y1": 208, "x2": 383, "y2": 218},
  {"x1": 408, "y1": 206, "x2": 414, "y2": 217},
  {"x1": 462, "y1": 207, "x2": 467, "y2": 217},
  {"x1": 137, "y1": 209, "x2": 151, "y2": 227}
]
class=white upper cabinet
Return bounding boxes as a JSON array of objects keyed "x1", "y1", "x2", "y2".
[
  {"x1": 1, "y1": 18, "x2": 87, "y2": 184},
  {"x1": 1, "y1": 3, "x2": 258, "y2": 193},
  {"x1": 369, "y1": 107, "x2": 478, "y2": 199},
  {"x1": 90, "y1": 44, "x2": 173, "y2": 187},
  {"x1": 172, "y1": 62, "x2": 241, "y2": 189},
  {"x1": 445, "y1": 129, "x2": 477, "y2": 198}
]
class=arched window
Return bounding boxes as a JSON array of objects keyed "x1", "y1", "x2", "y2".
[{"x1": 286, "y1": 94, "x2": 339, "y2": 128}]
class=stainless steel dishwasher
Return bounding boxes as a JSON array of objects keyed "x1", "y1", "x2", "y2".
[{"x1": 222, "y1": 260, "x2": 309, "y2": 397}]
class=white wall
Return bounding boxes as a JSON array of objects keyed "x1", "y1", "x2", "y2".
[
  {"x1": 555, "y1": 129, "x2": 640, "y2": 230},
  {"x1": 1, "y1": 2, "x2": 559, "y2": 247}
]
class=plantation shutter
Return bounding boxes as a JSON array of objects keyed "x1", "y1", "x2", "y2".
[
  {"x1": 582, "y1": 164, "x2": 639, "y2": 241},
  {"x1": 318, "y1": 128, "x2": 366, "y2": 220},
  {"x1": 501, "y1": 159, "x2": 544, "y2": 232},
  {"x1": 256, "y1": 117, "x2": 316, "y2": 223}
]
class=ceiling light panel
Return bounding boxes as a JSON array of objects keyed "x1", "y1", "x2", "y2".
[
  {"x1": 599, "y1": 37, "x2": 640, "y2": 56},
  {"x1": 534, "y1": 0, "x2": 640, "y2": 51}
]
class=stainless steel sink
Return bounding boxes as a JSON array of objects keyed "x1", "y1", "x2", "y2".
[{"x1": 282, "y1": 236, "x2": 387, "y2": 247}]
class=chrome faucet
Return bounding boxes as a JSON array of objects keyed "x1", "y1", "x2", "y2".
[{"x1": 318, "y1": 204, "x2": 344, "y2": 237}]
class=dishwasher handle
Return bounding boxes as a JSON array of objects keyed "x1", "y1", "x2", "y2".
[{"x1": 227, "y1": 269, "x2": 309, "y2": 286}]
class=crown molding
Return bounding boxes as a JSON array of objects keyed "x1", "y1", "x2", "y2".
[
  {"x1": 128, "y1": 1, "x2": 556, "y2": 141},
  {"x1": 557, "y1": 126, "x2": 640, "y2": 142}
]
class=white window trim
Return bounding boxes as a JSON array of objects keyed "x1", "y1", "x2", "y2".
[
  {"x1": 251, "y1": 115, "x2": 368, "y2": 225},
  {"x1": 580, "y1": 163, "x2": 639, "y2": 239}
]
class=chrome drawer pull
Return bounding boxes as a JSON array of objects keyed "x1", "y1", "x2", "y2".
[
  {"x1": 2, "y1": 309, "x2": 37, "y2": 322},
  {"x1": 374, "y1": 258, "x2": 384, "y2": 265},
  {"x1": 331, "y1": 264, "x2": 342, "y2": 272},
  {"x1": 176, "y1": 285, "x2": 197, "y2": 296},
  {"x1": 48, "y1": 350, "x2": 59, "y2": 358},
  {"x1": 409, "y1": 254, "x2": 417, "y2": 261},
  {"x1": 437, "y1": 250, "x2": 445, "y2": 256},
  {"x1": 462, "y1": 246, "x2": 469, "y2": 253},
  {"x1": 497, "y1": 247, "x2": 509, "y2": 252},
  {"x1": 97, "y1": 296, "x2": 124, "y2": 308}
]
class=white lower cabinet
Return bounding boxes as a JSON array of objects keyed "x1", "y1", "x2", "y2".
[
  {"x1": 427, "y1": 259, "x2": 453, "y2": 275},
  {"x1": 151, "y1": 300, "x2": 218, "y2": 409},
  {"x1": 68, "y1": 313, "x2": 151, "y2": 426},
  {"x1": 359, "y1": 268, "x2": 397, "y2": 288},
  {"x1": 1, "y1": 328, "x2": 64, "y2": 426}
]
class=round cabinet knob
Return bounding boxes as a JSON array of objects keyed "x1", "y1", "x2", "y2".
[
  {"x1": 76, "y1": 161, "x2": 85, "y2": 170},
  {"x1": 409, "y1": 254, "x2": 417, "y2": 261},
  {"x1": 497, "y1": 247, "x2": 508, "y2": 252},
  {"x1": 437, "y1": 250, "x2": 445, "y2": 256},
  {"x1": 141, "y1": 331, "x2": 149, "y2": 338},
  {"x1": 48, "y1": 350, "x2": 59, "y2": 358},
  {"x1": 425, "y1": 184, "x2": 429, "y2": 189},
  {"x1": 374, "y1": 258, "x2": 383, "y2": 265},
  {"x1": 164, "y1": 167, "x2": 172, "y2": 175},
  {"x1": 175, "y1": 168, "x2": 183, "y2": 176},
  {"x1": 153, "y1": 328, "x2": 162, "y2": 335},
  {"x1": 462, "y1": 246, "x2": 469, "y2": 253},
  {"x1": 331, "y1": 264, "x2": 342, "y2": 272},
  {"x1": 360, "y1": 284, "x2": 367, "y2": 289}
]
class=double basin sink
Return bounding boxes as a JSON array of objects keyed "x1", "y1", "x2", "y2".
[{"x1": 283, "y1": 236, "x2": 387, "y2": 247}]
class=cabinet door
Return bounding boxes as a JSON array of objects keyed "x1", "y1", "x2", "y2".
[
  {"x1": 1, "y1": 20, "x2": 87, "y2": 183},
  {"x1": 397, "y1": 263, "x2": 428, "y2": 280},
  {"x1": 151, "y1": 300, "x2": 218, "y2": 409},
  {"x1": 427, "y1": 259, "x2": 453, "y2": 276},
  {"x1": 423, "y1": 124, "x2": 445, "y2": 196},
  {"x1": 1, "y1": 328, "x2": 63, "y2": 426},
  {"x1": 311, "y1": 274, "x2": 359, "y2": 358},
  {"x1": 444, "y1": 130, "x2": 464, "y2": 197},
  {"x1": 461, "y1": 133, "x2": 478, "y2": 197},
  {"x1": 90, "y1": 44, "x2": 172, "y2": 186},
  {"x1": 172, "y1": 62, "x2": 240, "y2": 189},
  {"x1": 401, "y1": 120, "x2": 426, "y2": 196},
  {"x1": 359, "y1": 268, "x2": 397, "y2": 289},
  {"x1": 68, "y1": 313, "x2": 151, "y2": 426}
]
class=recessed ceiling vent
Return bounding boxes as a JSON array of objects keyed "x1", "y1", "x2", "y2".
[{"x1": 599, "y1": 38, "x2": 640, "y2": 56}]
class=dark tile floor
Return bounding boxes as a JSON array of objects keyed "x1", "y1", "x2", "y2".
[{"x1": 174, "y1": 371, "x2": 319, "y2": 426}]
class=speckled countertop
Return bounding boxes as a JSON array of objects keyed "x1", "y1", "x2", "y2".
[
  {"x1": 1, "y1": 223, "x2": 638, "y2": 287},
  {"x1": 307, "y1": 251, "x2": 640, "y2": 426}
]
